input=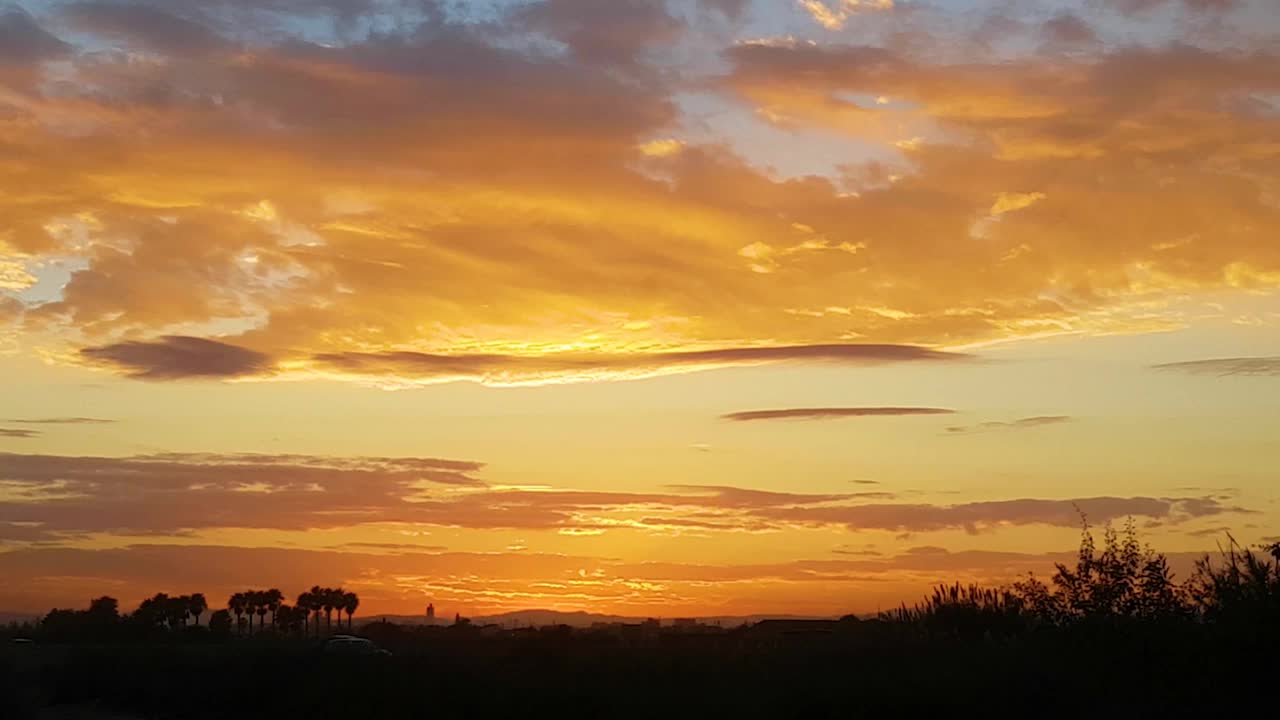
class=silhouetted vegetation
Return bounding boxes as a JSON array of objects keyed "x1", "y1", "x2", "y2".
[
  {"x1": 4, "y1": 525, "x2": 1279, "y2": 718},
  {"x1": 887, "y1": 519, "x2": 1202, "y2": 635}
]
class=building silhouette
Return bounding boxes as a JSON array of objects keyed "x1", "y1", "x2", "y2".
[{"x1": 426, "y1": 603, "x2": 435, "y2": 624}]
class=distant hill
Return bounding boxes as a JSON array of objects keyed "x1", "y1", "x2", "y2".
[{"x1": 361, "y1": 609, "x2": 838, "y2": 628}]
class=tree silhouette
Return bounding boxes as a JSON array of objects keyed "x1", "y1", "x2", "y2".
[
  {"x1": 275, "y1": 604, "x2": 306, "y2": 635},
  {"x1": 88, "y1": 596, "x2": 119, "y2": 620},
  {"x1": 254, "y1": 591, "x2": 269, "y2": 632},
  {"x1": 134, "y1": 593, "x2": 169, "y2": 630},
  {"x1": 263, "y1": 589, "x2": 284, "y2": 631},
  {"x1": 321, "y1": 587, "x2": 337, "y2": 634},
  {"x1": 187, "y1": 593, "x2": 207, "y2": 627},
  {"x1": 296, "y1": 591, "x2": 314, "y2": 636},
  {"x1": 42, "y1": 596, "x2": 122, "y2": 641},
  {"x1": 177, "y1": 595, "x2": 193, "y2": 628},
  {"x1": 308, "y1": 586, "x2": 326, "y2": 636},
  {"x1": 342, "y1": 591, "x2": 359, "y2": 630},
  {"x1": 228, "y1": 593, "x2": 246, "y2": 635},
  {"x1": 208, "y1": 609, "x2": 232, "y2": 636},
  {"x1": 1189, "y1": 534, "x2": 1280, "y2": 631}
]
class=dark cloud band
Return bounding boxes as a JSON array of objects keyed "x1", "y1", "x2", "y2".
[
  {"x1": 79, "y1": 338, "x2": 964, "y2": 382},
  {"x1": 723, "y1": 407, "x2": 956, "y2": 422}
]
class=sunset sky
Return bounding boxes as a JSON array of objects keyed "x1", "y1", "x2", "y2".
[{"x1": 1, "y1": 0, "x2": 1278, "y2": 620}]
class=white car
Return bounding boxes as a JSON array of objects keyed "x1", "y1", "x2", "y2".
[{"x1": 322, "y1": 635, "x2": 391, "y2": 656}]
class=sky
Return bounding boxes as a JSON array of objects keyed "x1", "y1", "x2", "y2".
[{"x1": 0, "y1": 0, "x2": 1278, "y2": 619}]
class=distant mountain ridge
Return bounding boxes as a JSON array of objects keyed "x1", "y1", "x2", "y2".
[
  {"x1": 2, "y1": 608, "x2": 844, "y2": 629},
  {"x1": 364, "y1": 609, "x2": 839, "y2": 628}
]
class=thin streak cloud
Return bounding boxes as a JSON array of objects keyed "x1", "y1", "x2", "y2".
[
  {"x1": 946, "y1": 416, "x2": 1073, "y2": 435},
  {"x1": 4, "y1": 417, "x2": 116, "y2": 425},
  {"x1": 722, "y1": 407, "x2": 956, "y2": 422},
  {"x1": 0, "y1": 429, "x2": 41, "y2": 439},
  {"x1": 1152, "y1": 357, "x2": 1280, "y2": 376}
]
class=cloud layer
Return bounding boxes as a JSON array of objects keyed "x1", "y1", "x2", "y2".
[
  {"x1": 0, "y1": 1, "x2": 1271, "y2": 385},
  {"x1": 0, "y1": 451, "x2": 1248, "y2": 542},
  {"x1": 77, "y1": 338, "x2": 962, "y2": 383}
]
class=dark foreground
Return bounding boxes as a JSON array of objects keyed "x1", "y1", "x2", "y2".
[
  {"x1": 3, "y1": 625, "x2": 1276, "y2": 720},
  {"x1": 7, "y1": 528, "x2": 1278, "y2": 718}
]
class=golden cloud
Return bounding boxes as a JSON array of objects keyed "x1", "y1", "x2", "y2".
[{"x1": 0, "y1": 3, "x2": 1275, "y2": 385}]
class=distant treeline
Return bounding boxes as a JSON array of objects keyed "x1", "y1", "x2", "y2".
[{"x1": 11, "y1": 585, "x2": 360, "y2": 642}]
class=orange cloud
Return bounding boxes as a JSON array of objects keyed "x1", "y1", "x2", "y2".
[{"x1": 0, "y1": 2, "x2": 1274, "y2": 387}]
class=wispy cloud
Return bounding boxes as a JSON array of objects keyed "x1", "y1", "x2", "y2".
[
  {"x1": 946, "y1": 416, "x2": 1072, "y2": 435},
  {"x1": 4, "y1": 417, "x2": 115, "y2": 425},
  {"x1": 722, "y1": 407, "x2": 955, "y2": 422},
  {"x1": 1152, "y1": 357, "x2": 1280, "y2": 377},
  {"x1": 0, "y1": 429, "x2": 40, "y2": 439},
  {"x1": 312, "y1": 344, "x2": 964, "y2": 385}
]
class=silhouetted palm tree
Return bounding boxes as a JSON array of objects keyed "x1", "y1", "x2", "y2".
[
  {"x1": 342, "y1": 591, "x2": 359, "y2": 630},
  {"x1": 309, "y1": 586, "x2": 326, "y2": 636},
  {"x1": 276, "y1": 604, "x2": 305, "y2": 635},
  {"x1": 188, "y1": 593, "x2": 207, "y2": 627},
  {"x1": 296, "y1": 591, "x2": 313, "y2": 636},
  {"x1": 263, "y1": 589, "x2": 284, "y2": 631},
  {"x1": 254, "y1": 592, "x2": 269, "y2": 632},
  {"x1": 247, "y1": 591, "x2": 261, "y2": 634},
  {"x1": 321, "y1": 588, "x2": 337, "y2": 634},
  {"x1": 228, "y1": 593, "x2": 246, "y2": 635},
  {"x1": 166, "y1": 595, "x2": 190, "y2": 628}
]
